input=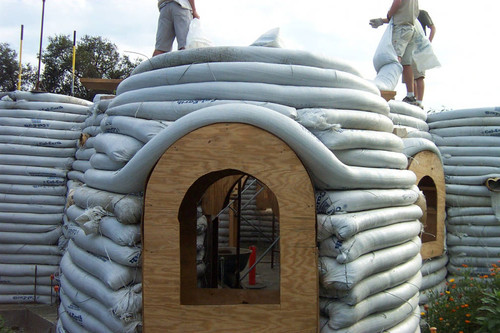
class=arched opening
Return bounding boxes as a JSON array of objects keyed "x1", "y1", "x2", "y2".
[
  {"x1": 418, "y1": 175, "x2": 437, "y2": 244},
  {"x1": 179, "y1": 171, "x2": 280, "y2": 305}
]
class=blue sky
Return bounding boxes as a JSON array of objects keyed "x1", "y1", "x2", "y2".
[{"x1": 1, "y1": 0, "x2": 499, "y2": 111}]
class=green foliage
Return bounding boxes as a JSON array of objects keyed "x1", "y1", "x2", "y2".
[
  {"x1": 421, "y1": 263, "x2": 500, "y2": 333},
  {"x1": 40, "y1": 34, "x2": 141, "y2": 100},
  {"x1": 0, "y1": 43, "x2": 37, "y2": 92}
]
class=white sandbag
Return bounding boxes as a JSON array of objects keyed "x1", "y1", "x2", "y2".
[
  {"x1": 0, "y1": 202, "x2": 64, "y2": 214},
  {"x1": 72, "y1": 186, "x2": 142, "y2": 224},
  {"x1": 443, "y1": 156, "x2": 500, "y2": 168},
  {"x1": 444, "y1": 165, "x2": 500, "y2": 176},
  {"x1": 0, "y1": 117, "x2": 82, "y2": 131},
  {"x1": 75, "y1": 148, "x2": 96, "y2": 161},
  {"x1": 390, "y1": 113, "x2": 429, "y2": 131},
  {"x1": 0, "y1": 243, "x2": 60, "y2": 255},
  {"x1": 90, "y1": 153, "x2": 127, "y2": 171},
  {"x1": 70, "y1": 225, "x2": 141, "y2": 267},
  {"x1": 388, "y1": 100, "x2": 427, "y2": 121},
  {"x1": 321, "y1": 293, "x2": 419, "y2": 333},
  {"x1": 449, "y1": 256, "x2": 500, "y2": 268},
  {"x1": 420, "y1": 267, "x2": 447, "y2": 291},
  {"x1": 421, "y1": 254, "x2": 448, "y2": 276},
  {"x1": 0, "y1": 284, "x2": 55, "y2": 296},
  {"x1": 72, "y1": 160, "x2": 92, "y2": 173},
  {"x1": 58, "y1": 304, "x2": 90, "y2": 333},
  {"x1": 100, "y1": 116, "x2": 169, "y2": 143},
  {"x1": 447, "y1": 233, "x2": 500, "y2": 247},
  {"x1": 427, "y1": 106, "x2": 500, "y2": 122},
  {"x1": 316, "y1": 186, "x2": 419, "y2": 214},
  {"x1": 84, "y1": 113, "x2": 106, "y2": 127},
  {"x1": 0, "y1": 263, "x2": 58, "y2": 276},
  {"x1": 374, "y1": 62, "x2": 402, "y2": 91},
  {"x1": 0, "y1": 212, "x2": 62, "y2": 224},
  {"x1": 250, "y1": 27, "x2": 283, "y2": 48},
  {"x1": 0, "y1": 164, "x2": 67, "y2": 178},
  {"x1": 60, "y1": 291, "x2": 113, "y2": 333},
  {"x1": 0, "y1": 254, "x2": 61, "y2": 265},
  {"x1": 429, "y1": 117, "x2": 500, "y2": 129},
  {"x1": 372, "y1": 20, "x2": 398, "y2": 72},
  {"x1": 0, "y1": 136, "x2": 75, "y2": 150},
  {"x1": 67, "y1": 241, "x2": 141, "y2": 290},
  {"x1": 446, "y1": 184, "x2": 491, "y2": 197},
  {"x1": 0, "y1": 227, "x2": 61, "y2": 245},
  {"x1": 447, "y1": 207, "x2": 495, "y2": 217},
  {"x1": 0, "y1": 108, "x2": 86, "y2": 122},
  {"x1": 320, "y1": 254, "x2": 422, "y2": 306},
  {"x1": 384, "y1": 305, "x2": 421, "y2": 333},
  {"x1": 0, "y1": 275, "x2": 54, "y2": 285},
  {"x1": 322, "y1": 274, "x2": 421, "y2": 329},
  {"x1": 0, "y1": 99, "x2": 90, "y2": 115},
  {"x1": 332, "y1": 149, "x2": 408, "y2": 169},
  {"x1": 395, "y1": 127, "x2": 433, "y2": 140},
  {"x1": 403, "y1": 138, "x2": 442, "y2": 160},
  {"x1": 296, "y1": 108, "x2": 393, "y2": 132},
  {"x1": 0, "y1": 144, "x2": 76, "y2": 158},
  {"x1": 106, "y1": 100, "x2": 298, "y2": 121},
  {"x1": 60, "y1": 254, "x2": 142, "y2": 318},
  {"x1": 67, "y1": 171, "x2": 85, "y2": 183},
  {"x1": 447, "y1": 214, "x2": 499, "y2": 226},
  {"x1": 2, "y1": 91, "x2": 92, "y2": 107},
  {"x1": 132, "y1": 46, "x2": 363, "y2": 77},
  {"x1": 85, "y1": 104, "x2": 416, "y2": 193},
  {"x1": 0, "y1": 294, "x2": 54, "y2": 304},
  {"x1": 60, "y1": 276, "x2": 140, "y2": 333},
  {"x1": 448, "y1": 224, "x2": 500, "y2": 237},
  {"x1": 0, "y1": 174, "x2": 66, "y2": 187},
  {"x1": 0, "y1": 193, "x2": 65, "y2": 205},
  {"x1": 93, "y1": 133, "x2": 143, "y2": 163},
  {"x1": 448, "y1": 245, "x2": 500, "y2": 257},
  {"x1": 431, "y1": 135, "x2": 500, "y2": 147},
  {"x1": 0, "y1": 125, "x2": 81, "y2": 140},
  {"x1": 66, "y1": 205, "x2": 141, "y2": 246},
  {"x1": 444, "y1": 174, "x2": 500, "y2": 186},
  {"x1": 118, "y1": 62, "x2": 379, "y2": 96},
  {"x1": 0, "y1": 223, "x2": 58, "y2": 233},
  {"x1": 0, "y1": 154, "x2": 74, "y2": 169},
  {"x1": 317, "y1": 205, "x2": 422, "y2": 241},
  {"x1": 109, "y1": 82, "x2": 390, "y2": 115},
  {"x1": 319, "y1": 237, "x2": 421, "y2": 290},
  {"x1": 312, "y1": 128, "x2": 404, "y2": 152},
  {"x1": 319, "y1": 220, "x2": 422, "y2": 263},
  {"x1": 446, "y1": 194, "x2": 491, "y2": 207},
  {"x1": 83, "y1": 126, "x2": 101, "y2": 137}
]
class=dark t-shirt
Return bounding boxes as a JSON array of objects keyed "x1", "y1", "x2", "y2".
[{"x1": 418, "y1": 10, "x2": 434, "y2": 35}]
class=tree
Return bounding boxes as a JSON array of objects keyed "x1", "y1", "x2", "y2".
[
  {"x1": 40, "y1": 34, "x2": 141, "y2": 100},
  {"x1": 0, "y1": 43, "x2": 37, "y2": 92}
]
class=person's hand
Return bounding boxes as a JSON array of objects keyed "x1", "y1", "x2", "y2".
[
  {"x1": 192, "y1": 10, "x2": 200, "y2": 19},
  {"x1": 369, "y1": 18, "x2": 384, "y2": 29}
]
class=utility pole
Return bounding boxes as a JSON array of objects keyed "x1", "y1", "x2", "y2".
[
  {"x1": 35, "y1": 0, "x2": 46, "y2": 91},
  {"x1": 17, "y1": 25, "x2": 24, "y2": 90}
]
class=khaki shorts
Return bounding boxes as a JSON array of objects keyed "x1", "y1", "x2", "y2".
[
  {"x1": 392, "y1": 24, "x2": 416, "y2": 65},
  {"x1": 412, "y1": 60, "x2": 425, "y2": 79},
  {"x1": 155, "y1": 2, "x2": 193, "y2": 52}
]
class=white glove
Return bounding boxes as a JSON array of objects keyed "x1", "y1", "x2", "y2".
[{"x1": 369, "y1": 18, "x2": 384, "y2": 29}]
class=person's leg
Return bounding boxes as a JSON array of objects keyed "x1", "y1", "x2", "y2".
[
  {"x1": 153, "y1": 3, "x2": 176, "y2": 56},
  {"x1": 415, "y1": 77, "x2": 425, "y2": 101},
  {"x1": 402, "y1": 64, "x2": 414, "y2": 94},
  {"x1": 172, "y1": 3, "x2": 193, "y2": 50}
]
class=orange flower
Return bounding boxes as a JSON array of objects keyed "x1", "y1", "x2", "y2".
[
  {"x1": 452, "y1": 309, "x2": 456, "y2": 312},
  {"x1": 449, "y1": 297, "x2": 454, "y2": 301},
  {"x1": 466, "y1": 313, "x2": 471, "y2": 317},
  {"x1": 465, "y1": 320, "x2": 471, "y2": 324},
  {"x1": 439, "y1": 317, "x2": 444, "y2": 321},
  {"x1": 462, "y1": 264, "x2": 468, "y2": 267},
  {"x1": 449, "y1": 278, "x2": 455, "y2": 283},
  {"x1": 421, "y1": 312, "x2": 426, "y2": 316},
  {"x1": 483, "y1": 275, "x2": 489, "y2": 279}
]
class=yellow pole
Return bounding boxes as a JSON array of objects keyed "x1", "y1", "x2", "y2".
[
  {"x1": 71, "y1": 30, "x2": 76, "y2": 96},
  {"x1": 17, "y1": 25, "x2": 24, "y2": 90}
]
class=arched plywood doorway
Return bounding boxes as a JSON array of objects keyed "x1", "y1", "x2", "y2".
[
  {"x1": 408, "y1": 150, "x2": 445, "y2": 259},
  {"x1": 143, "y1": 123, "x2": 318, "y2": 332}
]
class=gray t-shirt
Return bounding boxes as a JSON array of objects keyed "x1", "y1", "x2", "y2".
[{"x1": 393, "y1": 0, "x2": 419, "y2": 26}]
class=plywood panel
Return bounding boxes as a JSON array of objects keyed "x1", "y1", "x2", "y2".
[
  {"x1": 143, "y1": 123, "x2": 318, "y2": 332},
  {"x1": 408, "y1": 150, "x2": 446, "y2": 259}
]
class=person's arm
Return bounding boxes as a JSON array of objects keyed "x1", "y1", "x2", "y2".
[
  {"x1": 188, "y1": 0, "x2": 200, "y2": 19},
  {"x1": 387, "y1": 0, "x2": 402, "y2": 20},
  {"x1": 428, "y1": 24, "x2": 436, "y2": 42}
]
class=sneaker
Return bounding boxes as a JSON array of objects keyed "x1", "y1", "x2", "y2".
[{"x1": 402, "y1": 96, "x2": 417, "y2": 105}]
